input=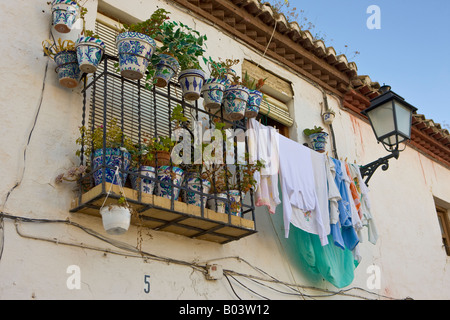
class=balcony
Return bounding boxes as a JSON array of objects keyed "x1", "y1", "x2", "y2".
[{"x1": 69, "y1": 54, "x2": 257, "y2": 244}]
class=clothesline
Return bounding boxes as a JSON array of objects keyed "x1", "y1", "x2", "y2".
[{"x1": 247, "y1": 118, "x2": 379, "y2": 288}]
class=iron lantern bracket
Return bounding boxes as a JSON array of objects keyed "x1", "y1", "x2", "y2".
[{"x1": 359, "y1": 149, "x2": 400, "y2": 186}]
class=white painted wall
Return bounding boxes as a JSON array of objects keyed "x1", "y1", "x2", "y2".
[{"x1": 0, "y1": 0, "x2": 449, "y2": 300}]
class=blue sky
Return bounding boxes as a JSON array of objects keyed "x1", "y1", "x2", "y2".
[{"x1": 281, "y1": 0, "x2": 450, "y2": 129}]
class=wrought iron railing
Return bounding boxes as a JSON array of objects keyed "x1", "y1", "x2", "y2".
[{"x1": 71, "y1": 54, "x2": 257, "y2": 242}]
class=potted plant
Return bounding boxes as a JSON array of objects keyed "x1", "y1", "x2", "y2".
[
  {"x1": 43, "y1": 38, "x2": 81, "y2": 88},
  {"x1": 76, "y1": 118, "x2": 135, "y2": 187},
  {"x1": 322, "y1": 108, "x2": 336, "y2": 125},
  {"x1": 158, "y1": 20, "x2": 208, "y2": 100},
  {"x1": 223, "y1": 67, "x2": 250, "y2": 121},
  {"x1": 201, "y1": 58, "x2": 238, "y2": 112},
  {"x1": 50, "y1": 0, "x2": 81, "y2": 34},
  {"x1": 241, "y1": 71, "x2": 266, "y2": 118},
  {"x1": 100, "y1": 194, "x2": 131, "y2": 235},
  {"x1": 74, "y1": 5, "x2": 106, "y2": 74},
  {"x1": 116, "y1": 8, "x2": 169, "y2": 80},
  {"x1": 303, "y1": 126, "x2": 329, "y2": 153}
]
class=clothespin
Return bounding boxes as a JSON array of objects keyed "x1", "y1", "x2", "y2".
[
  {"x1": 345, "y1": 157, "x2": 348, "y2": 163},
  {"x1": 259, "y1": 118, "x2": 262, "y2": 124}
]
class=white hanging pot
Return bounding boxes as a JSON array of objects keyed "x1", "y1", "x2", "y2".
[
  {"x1": 322, "y1": 111, "x2": 336, "y2": 125},
  {"x1": 100, "y1": 205, "x2": 131, "y2": 235}
]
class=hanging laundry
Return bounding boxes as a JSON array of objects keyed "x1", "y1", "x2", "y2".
[
  {"x1": 349, "y1": 163, "x2": 379, "y2": 245},
  {"x1": 341, "y1": 160, "x2": 363, "y2": 233},
  {"x1": 290, "y1": 151, "x2": 330, "y2": 244},
  {"x1": 326, "y1": 156, "x2": 345, "y2": 250},
  {"x1": 247, "y1": 119, "x2": 280, "y2": 214},
  {"x1": 278, "y1": 134, "x2": 328, "y2": 246},
  {"x1": 344, "y1": 162, "x2": 362, "y2": 220},
  {"x1": 331, "y1": 158, "x2": 360, "y2": 251}
]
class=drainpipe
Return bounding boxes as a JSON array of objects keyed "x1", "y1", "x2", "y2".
[{"x1": 321, "y1": 90, "x2": 339, "y2": 159}]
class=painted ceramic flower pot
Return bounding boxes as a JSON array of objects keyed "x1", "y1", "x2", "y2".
[
  {"x1": 226, "y1": 190, "x2": 246, "y2": 217},
  {"x1": 207, "y1": 193, "x2": 228, "y2": 214},
  {"x1": 308, "y1": 132, "x2": 329, "y2": 153},
  {"x1": 156, "y1": 166, "x2": 184, "y2": 200},
  {"x1": 130, "y1": 166, "x2": 156, "y2": 195},
  {"x1": 51, "y1": 0, "x2": 80, "y2": 34},
  {"x1": 245, "y1": 89, "x2": 263, "y2": 118},
  {"x1": 54, "y1": 50, "x2": 81, "y2": 88},
  {"x1": 201, "y1": 78, "x2": 229, "y2": 111},
  {"x1": 322, "y1": 112, "x2": 335, "y2": 125},
  {"x1": 100, "y1": 205, "x2": 131, "y2": 235},
  {"x1": 116, "y1": 32, "x2": 156, "y2": 80},
  {"x1": 75, "y1": 36, "x2": 106, "y2": 73},
  {"x1": 223, "y1": 85, "x2": 250, "y2": 121},
  {"x1": 178, "y1": 69, "x2": 206, "y2": 101},
  {"x1": 92, "y1": 148, "x2": 131, "y2": 186},
  {"x1": 182, "y1": 176, "x2": 211, "y2": 208},
  {"x1": 154, "y1": 54, "x2": 179, "y2": 88}
]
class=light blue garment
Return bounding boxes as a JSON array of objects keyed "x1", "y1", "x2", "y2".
[{"x1": 331, "y1": 158, "x2": 359, "y2": 251}]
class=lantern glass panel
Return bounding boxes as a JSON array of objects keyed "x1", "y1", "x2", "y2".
[
  {"x1": 394, "y1": 101, "x2": 413, "y2": 138},
  {"x1": 367, "y1": 101, "x2": 395, "y2": 140}
]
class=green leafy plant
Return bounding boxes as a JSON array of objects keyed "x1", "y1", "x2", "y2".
[
  {"x1": 42, "y1": 38, "x2": 75, "y2": 59},
  {"x1": 241, "y1": 71, "x2": 266, "y2": 90},
  {"x1": 303, "y1": 125, "x2": 324, "y2": 136},
  {"x1": 203, "y1": 57, "x2": 240, "y2": 80},
  {"x1": 120, "y1": 8, "x2": 171, "y2": 37},
  {"x1": 76, "y1": 118, "x2": 136, "y2": 158},
  {"x1": 157, "y1": 20, "x2": 207, "y2": 70}
]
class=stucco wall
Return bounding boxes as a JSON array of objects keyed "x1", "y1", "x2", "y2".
[{"x1": 0, "y1": 0, "x2": 449, "y2": 300}]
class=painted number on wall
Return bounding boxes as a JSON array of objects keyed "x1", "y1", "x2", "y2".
[{"x1": 144, "y1": 275, "x2": 151, "y2": 294}]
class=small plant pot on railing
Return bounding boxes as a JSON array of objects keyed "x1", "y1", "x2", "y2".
[
  {"x1": 178, "y1": 69, "x2": 206, "y2": 101},
  {"x1": 51, "y1": 0, "x2": 80, "y2": 34},
  {"x1": 154, "y1": 54, "x2": 180, "y2": 88},
  {"x1": 130, "y1": 166, "x2": 156, "y2": 195},
  {"x1": 182, "y1": 176, "x2": 211, "y2": 208},
  {"x1": 226, "y1": 190, "x2": 245, "y2": 217},
  {"x1": 207, "y1": 193, "x2": 228, "y2": 214},
  {"x1": 156, "y1": 166, "x2": 185, "y2": 200},
  {"x1": 116, "y1": 32, "x2": 156, "y2": 80},
  {"x1": 100, "y1": 205, "x2": 131, "y2": 235},
  {"x1": 92, "y1": 148, "x2": 131, "y2": 186},
  {"x1": 223, "y1": 85, "x2": 250, "y2": 121},
  {"x1": 201, "y1": 78, "x2": 229, "y2": 112},
  {"x1": 75, "y1": 36, "x2": 106, "y2": 73},
  {"x1": 245, "y1": 89, "x2": 263, "y2": 118},
  {"x1": 54, "y1": 50, "x2": 81, "y2": 88}
]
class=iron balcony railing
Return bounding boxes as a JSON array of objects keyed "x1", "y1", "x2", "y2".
[{"x1": 71, "y1": 54, "x2": 257, "y2": 243}]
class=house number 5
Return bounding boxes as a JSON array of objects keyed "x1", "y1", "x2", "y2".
[{"x1": 144, "y1": 275, "x2": 151, "y2": 294}]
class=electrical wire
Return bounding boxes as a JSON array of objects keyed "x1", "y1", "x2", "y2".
[{"x1": 0, "y1": 212, "x2": 401, "y2": 300}]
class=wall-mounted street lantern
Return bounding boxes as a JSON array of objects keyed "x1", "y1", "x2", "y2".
[{"x1": 359, "y1": 85, "x2": 418, "y2": 185}]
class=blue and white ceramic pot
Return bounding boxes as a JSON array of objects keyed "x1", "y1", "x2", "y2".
[
  {"x1": 207, "y1": 193, "x2": 228, "y2": 214},
  {"x1": 182, "y1": 176, "x2": 211, "y2": 208},
  {"x1": 75, "y1": 36, "x2": 106, "y2": 73},
  {"x1": 226, "y1": 190, "x2": 246, "y2": 217},
  {"x1": 201, "y1": 78, "x2": 230, "y2": 111},
  {"x1": 130, "y1": 166, "x2": 156, "y2": 195},
  {"x1": 178, "y1": 69, "x2": 206, "y2": 101},
  {"x1": 51, "y1": 0, "x2": 80, "y2": 34},
  {"x1": 245, "y1": 89, "x2": 263, "y2": 118},
  {"x1": 308, "y1": 132, "x2": 329, "y2": 153},
  {"x1": 154, "y1": 54, "x2": 179, "y2": 88},
  {"x1": 92, "y1": 148, "x2": 131, "y2": 186},
  {"x1": 223, "y1": 85, "x2": 250, "y2": 121},
  {"x1": 116, "y1": 32, "x2": 156, "y2": 80},
  {"x1": 54, "y1": 50, "x2": 81, "y2": 88},
  {"x1": 322, "y1": 111, "x2": 335, "y2": 125},
  {"x1": 156, "y1": 166, "x2": 184, "y2": 200}
]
